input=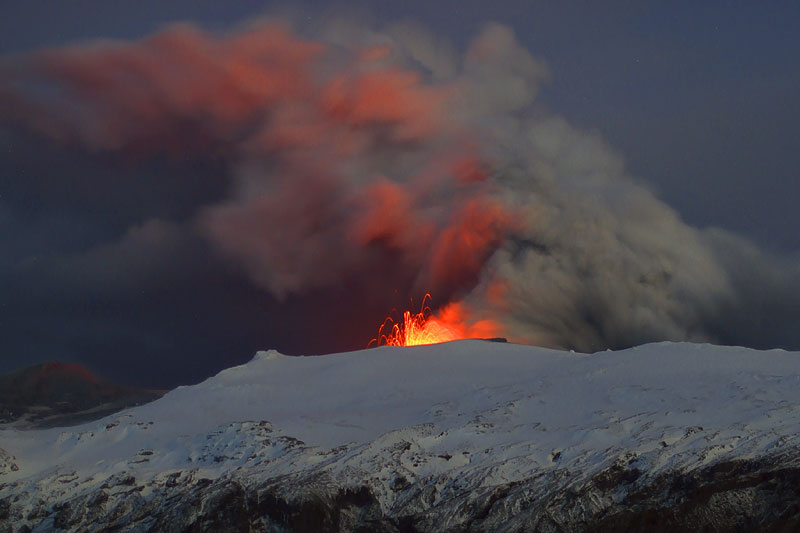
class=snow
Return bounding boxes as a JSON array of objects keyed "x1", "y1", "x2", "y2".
[{"x1": 2, "y1": 340, "x2": 800, "y2": 512}]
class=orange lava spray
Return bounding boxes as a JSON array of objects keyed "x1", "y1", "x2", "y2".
[{"x1": 369, "y1": 293, "x2": 465, "y2": 347}]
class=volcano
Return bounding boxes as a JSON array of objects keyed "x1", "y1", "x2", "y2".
[{"x1": 2, "y1": 341, "x2": 800, "y2": 531}]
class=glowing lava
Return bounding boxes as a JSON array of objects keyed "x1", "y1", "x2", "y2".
[
  {"x1": 370, "y1": 294, "x2": 459, "y2": 347},
  {"x1": 369, "y1": 293, "x2": 501, "y2": 347}
]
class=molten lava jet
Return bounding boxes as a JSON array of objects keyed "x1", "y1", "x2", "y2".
[
  {"x1": 370, "y1": 294, "x2": 459, "y2": 347},
  {"x1": 370, "y1": 294, "x2": 501, "y2": 347}
]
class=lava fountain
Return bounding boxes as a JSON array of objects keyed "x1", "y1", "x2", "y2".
[
  {"x1": 369, "y1": 294, "x2": 460, "y2": 347},
  {"x1": 369, "y1": 294, "x2": 502, "y2": 347}
]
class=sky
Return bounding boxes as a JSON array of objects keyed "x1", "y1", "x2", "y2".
[{"x1": 0, "y1": 1, "x2": 798, "y2": 387}]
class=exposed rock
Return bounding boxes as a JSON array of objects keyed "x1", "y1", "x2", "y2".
[
  {"x1": 0, "y1": 449, "x2": 17, "y2": 476},
  {"x1": 3, "y1": 449, "x2": 800, "y2": 531}
]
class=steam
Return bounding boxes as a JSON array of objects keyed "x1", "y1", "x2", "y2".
[{"x1": 1, "y1": 17, "x2": 796, "y2": 352}]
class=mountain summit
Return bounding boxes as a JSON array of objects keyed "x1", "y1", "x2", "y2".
[{"x1": 2, "y1": 341, "x2": 800, "y2": 531}]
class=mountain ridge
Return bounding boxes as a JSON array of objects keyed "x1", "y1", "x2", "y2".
[
  {"x1": 2, "y1": 341, "x2": 800, "y2": 531},
  {"x1": 0, "y1": 360, "x2": 165, "y2": 429}
]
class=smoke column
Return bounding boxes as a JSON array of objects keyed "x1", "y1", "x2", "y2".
[{"x1": 2, "y1": 17, "x2": 798, "y2": 354}]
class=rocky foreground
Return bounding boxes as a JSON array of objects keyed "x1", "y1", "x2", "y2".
[{"x1": 2, "y1": 341, "x2": 800, "y2": 531}]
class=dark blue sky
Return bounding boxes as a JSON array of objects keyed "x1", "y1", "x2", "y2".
[{"x1": 2, "y1": 0, "x2": 798, "y2": 251}]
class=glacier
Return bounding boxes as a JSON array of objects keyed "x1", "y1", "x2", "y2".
[{"x1": 2, "y1": 340, "x2": 800, "y2": 531}]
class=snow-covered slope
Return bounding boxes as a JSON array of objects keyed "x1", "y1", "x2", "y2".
[{"x1": 2, "y1": 341, "x2": 800, "y2": 531}]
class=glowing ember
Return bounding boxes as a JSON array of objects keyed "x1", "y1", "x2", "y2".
[{"x1": 370, "y1": 294, "x2": 463, "y2": 347}]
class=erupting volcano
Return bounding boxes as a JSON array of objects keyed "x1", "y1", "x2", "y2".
[
  {"x1": 370, "y1": 294, "x2": 500, "y2": 347},
  {"x1": 3, "y1": 15, "x2": 798, "y2": 377},
  {"x1": 370, "y1": 294, "x2": 460, "y2": 347}
]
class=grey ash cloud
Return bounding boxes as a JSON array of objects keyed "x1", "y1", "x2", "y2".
[{"x1": 1, "y1": 12, "x2": 799, "y2": 386}]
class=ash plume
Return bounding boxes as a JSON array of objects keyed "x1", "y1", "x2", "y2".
[{"x1": 2, "y1": 16, "x2": 799, "y2": 356}]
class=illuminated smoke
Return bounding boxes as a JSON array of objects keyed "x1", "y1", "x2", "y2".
[
  {"x1": 0, "y1": 17, "x2": 795, "y2": 353},
  {"x1": 370, "y1": 294, "x2": 501, "y2": 347}
]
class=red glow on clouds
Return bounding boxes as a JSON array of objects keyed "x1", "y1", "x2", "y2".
[{"x1": 0, "y1": 20, "x2": 517, "y2": 351}]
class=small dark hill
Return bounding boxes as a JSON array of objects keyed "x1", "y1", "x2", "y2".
[{"x1": 0, "y1": 361, "x2": 165, "y2": 428}]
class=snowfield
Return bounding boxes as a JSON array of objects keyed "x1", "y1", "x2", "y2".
[{"x1": 2, "y1": 341, "x2": 800, "y2": 531}]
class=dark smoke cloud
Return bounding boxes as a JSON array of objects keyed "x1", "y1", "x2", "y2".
[
  {"x1": 2, "y1": 16, "x2": 800, "y2": 384},
  {"x1": 1, "y1": 19, "x2": 512, "y2": 305}
]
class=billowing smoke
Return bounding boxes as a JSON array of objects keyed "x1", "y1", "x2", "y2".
[{"x1": 1, "y1": 17, "x2": 798, "y2": 356}]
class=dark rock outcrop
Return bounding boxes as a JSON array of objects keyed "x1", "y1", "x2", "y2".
[{"x1": 3, "y1": 450, "x2": 800, "y2": 532}]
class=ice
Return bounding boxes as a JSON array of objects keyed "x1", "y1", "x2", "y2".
[{"x1": 2, "y1": 340, "x2": 800, "y2": 507}]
